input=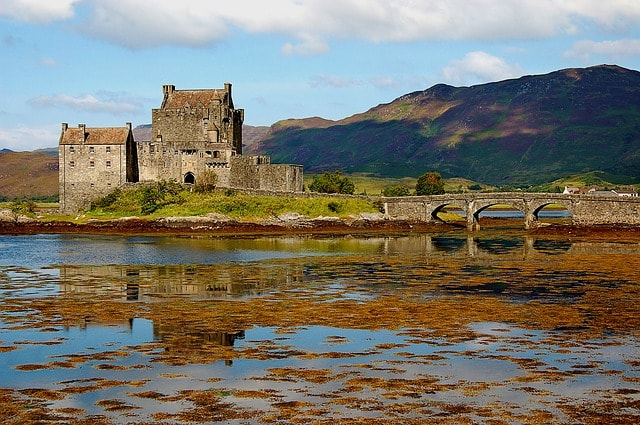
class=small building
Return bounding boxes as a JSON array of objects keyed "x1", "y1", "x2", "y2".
[
  {"x1": 563, "y1": 186, "x2": 580, "y2": 195},
  {"x1": 612, "y1": 189, "x2": 638, "y2": 197},
  {"x1": 59, "y1": 123, "x2": 138, "y2": 213}
]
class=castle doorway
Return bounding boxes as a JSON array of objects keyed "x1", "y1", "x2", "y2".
[{"x1": 184, "y1": 172, "x2": 195, "y2": 184}]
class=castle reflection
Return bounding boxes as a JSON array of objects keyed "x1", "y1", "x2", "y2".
[{"x1": 59, "y1": 263, "x2": 304, "y2": 301}]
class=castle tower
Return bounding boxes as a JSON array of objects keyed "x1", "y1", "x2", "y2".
[{"x1": 137, "y1": 84, "x2": 244, "y2": 184}]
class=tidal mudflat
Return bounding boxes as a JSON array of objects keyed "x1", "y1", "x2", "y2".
[{"x1": 1, "y1": 232, "x2": 639, "y2": 424}]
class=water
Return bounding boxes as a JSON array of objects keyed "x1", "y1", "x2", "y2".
[{"x1": 0, "y1": 232, "x2": 639, "y2": 424}]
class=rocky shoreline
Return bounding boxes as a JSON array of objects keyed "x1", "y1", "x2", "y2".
[
  {"x1": 1, "y1": 209, "x2": 639, "y2": 240},
  {"x1": 0, "y1": 212, "x2": 449, "y2": 236}
]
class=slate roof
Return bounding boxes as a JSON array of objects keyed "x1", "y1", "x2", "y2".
[
  {"x1": 60, "y1": 126, "x2": 131, "y2": 145},
  {"x1": 163, "y1": 89, "x2": 225, "y2": 109}
]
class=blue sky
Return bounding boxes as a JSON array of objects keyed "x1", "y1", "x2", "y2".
[{"x1": 1, "y1": 0, "x2": 640, "y2": 151}]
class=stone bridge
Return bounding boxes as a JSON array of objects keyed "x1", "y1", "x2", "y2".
[{"x1": 382, "y1": 192, "x2": 640, "y2": 231}]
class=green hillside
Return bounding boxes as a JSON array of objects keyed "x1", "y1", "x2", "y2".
[{"x1": 248, "y1": 65, "x2": 640, "y2": 186}]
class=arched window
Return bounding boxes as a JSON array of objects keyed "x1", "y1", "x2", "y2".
[{"x1": 184, "y1": 172, "x2": 195, "y2": 184}]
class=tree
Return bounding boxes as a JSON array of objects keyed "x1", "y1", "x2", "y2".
[
  {"x1": 382, "y1": 185, "x2": 410, "y2": 197},
  {"x1": 415, "y1": 171, "x2": 445, "y2": 195},
  {"x1": 308, "y1": 171, "x2": 355, "y2": 195}
]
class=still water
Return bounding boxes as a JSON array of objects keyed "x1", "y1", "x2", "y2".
[{"x1": 0, "y1": 232, "x2": 639, "y2": 424}]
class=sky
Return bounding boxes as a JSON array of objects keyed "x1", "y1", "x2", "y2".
[{"x1": 1, "y1": 0, "x2": 640, "y2": 151}]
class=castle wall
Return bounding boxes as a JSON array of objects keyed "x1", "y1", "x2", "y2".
[
  {"x1": 229, "y1": 157, "x2": 303, "y2": 192},
  {"x1": 59, "y1": 142, "x2": 128, "y2": 213}
]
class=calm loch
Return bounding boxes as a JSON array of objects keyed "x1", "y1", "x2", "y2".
[{"x1": 1, "y1": 232, "x2": 639, "y2": 424}]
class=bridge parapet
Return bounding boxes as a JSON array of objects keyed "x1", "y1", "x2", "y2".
[{"x1": 382, "y1": 192, "x2": 640, "y2": 231}]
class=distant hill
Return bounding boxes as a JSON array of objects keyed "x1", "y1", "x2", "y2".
[
  {"x1": 0, "y1": 150, "x2": 59, "y2": 200},
  {"x1": 248, "y1": 65, "x2": 640, "y2": 186},
  {"x1": 242, "y1": 125, "x2": 270, "y2": 150},
  {"x1": 132, "y1": 124, "x2": 152, "y2": 142}
]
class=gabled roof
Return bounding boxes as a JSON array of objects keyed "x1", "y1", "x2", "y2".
[
  {"x1": 162, "y1": 89, "x2": 225, "y2": 109},
  {"x1": 60, "y1": 125, "x2": 131, "y2": 145}
]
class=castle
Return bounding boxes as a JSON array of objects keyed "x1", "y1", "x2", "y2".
[{"x1": 59, "y1": 83, "x2": 303, "y2": 212}]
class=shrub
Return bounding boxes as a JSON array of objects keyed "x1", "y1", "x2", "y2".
[
  {"x1": 327, "y1": 201, "x2": 342, "y2": 213},
  {"x1": 309, "y1": 171, "x2": 355, "y2": 195},
  {"x1": 416, "y1": 171, "x2": 445, "y2": 195},
  {"x1": 194, "y1": 170, "x2": 218, "y2": 193},
  {"x1": 10, "y1": 200, "x2": 36, "y2": 215},
  {"x1": 138, "y1": 181, "x2": 184, "y2": 215},
  {"x1": 468, "y1": 184, "x2": 482, "y2": 191},
  {"x1": 91, "y1": 188, "x2": 122, "y2": 209},
  {"x1": 382, "y1": 185, "x2": 410, "y2": 197}
]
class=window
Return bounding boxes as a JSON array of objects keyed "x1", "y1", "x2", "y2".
[
  {"x1": 106, "y1": 160, "x2": 111, "y2": 168},
  {"x1": 90, "y1": 183, "x2": 95, "y2": 188},
  {"x1": 89, "y1": 146, "x2": 95, "y2": 154},
  {"x1": 106, "y1": 146, "x2": 111, "y2": 153},
  {"x1": 69, "y1": 161, "x2": 75, "y2": 168},
  {"x1": 69, "y1": 146, "x2": 75, "y2": 153},
  {"x1": 89, "y1": 160, "x2": 95, "y2": 168}
]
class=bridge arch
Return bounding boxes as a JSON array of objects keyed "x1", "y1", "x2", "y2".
[
  {"x1": 530, "y1": 200, "x2": 574, "y2": 226},
  {"x1": 430, "y1": 201, "x2": 466, "y2": 223},
  {"x1": 467, "y1": 199, "x2": 527, "y2": 231}
]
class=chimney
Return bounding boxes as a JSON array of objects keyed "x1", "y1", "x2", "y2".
[
  {"x1": 61, "y1": 123, "x2": 68, "y2": 132},
  {"x1": 78, "y1": 124, "x2": 86, "y2": 142},
  {"x1": 126, "y1": 122, "x2": 132, "y2": 131},
  {"x1": 162, "y1": 84, "x2": 175, "y2": 96}
]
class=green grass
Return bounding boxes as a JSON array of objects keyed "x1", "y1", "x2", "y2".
[{"x1": 86, "y1": 186, "x2": 381, "y2": 220}]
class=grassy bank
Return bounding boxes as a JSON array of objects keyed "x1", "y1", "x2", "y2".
[{"x1": 85, "y1": 184, "x2": 381, "y2": 221}]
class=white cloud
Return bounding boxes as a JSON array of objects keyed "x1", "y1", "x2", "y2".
[
  {"x1": 564, "y1": 39, "x2": 640, "y2": 62},
  {"x1": 86, "y1": 1, "x2": 231, "y2": 48},
  {"x1": 0, "y1": 0, "x2": 80, "y2": 24},
  {"x1": 441, "y1": 51, "x2": 524, "y2": 86},
  {"x1": 28, "y1": 92, "x2": 142, "y2": 115},
  {"x1": 4, "y1": 0, "x2": 636, "y2": 54},
  {"x1": 0, "y1": 125, "x2": 60, "y2": 151}
]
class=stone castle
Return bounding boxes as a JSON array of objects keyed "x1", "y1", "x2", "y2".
[{"x1": 59, "y1": 83, "x2": 303, "y2": 212}]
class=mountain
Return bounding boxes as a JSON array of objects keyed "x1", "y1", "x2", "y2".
[{"x1": 248, "y1": 65, "x2": 640, "y2": 186}]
